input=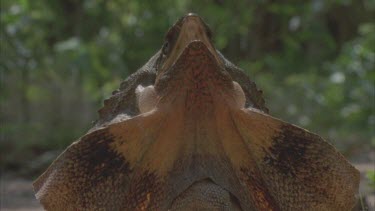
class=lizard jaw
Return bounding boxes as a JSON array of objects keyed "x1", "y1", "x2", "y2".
[{"x1": 137, "y1": 41, "x2": 245, "y2": 114}]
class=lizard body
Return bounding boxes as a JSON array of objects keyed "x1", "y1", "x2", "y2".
[{"x1": 34, "y1": 14, "x2": 359, "y2": 211}]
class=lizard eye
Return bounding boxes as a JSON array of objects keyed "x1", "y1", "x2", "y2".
[{"x1": 162, "y1": 41, "x2": 170, "y2": 55}]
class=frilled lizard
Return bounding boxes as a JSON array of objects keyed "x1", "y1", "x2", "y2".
[{"x1": 33, "y1": 14, "x2": 359, "y2": 210}]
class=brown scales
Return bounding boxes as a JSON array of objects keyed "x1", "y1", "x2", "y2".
[{"x1": 33, "y1": 14, "x2": 360, "y2": 210}]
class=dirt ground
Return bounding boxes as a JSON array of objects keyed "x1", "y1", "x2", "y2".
[
  {"x1": 0, "y1": 164, "x2": 374, "y2": 211},
  {"x1": 0, "y1": 177, "x2": 41, "y2": 211}
]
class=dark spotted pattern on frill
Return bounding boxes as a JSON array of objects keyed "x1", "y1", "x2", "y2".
[{"x1": 264, "y1": 124, "x2": 312, "y2": 177}]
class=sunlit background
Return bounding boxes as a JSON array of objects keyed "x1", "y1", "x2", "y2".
[{"x1": 1, "y1": 0, "x2": 374, "y2": 210}]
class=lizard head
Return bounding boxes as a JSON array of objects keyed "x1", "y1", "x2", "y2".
[
  {"x1": 157, "y1": 13, "x2": 222, "y2": 74},
  {"x1": 137, "y1": 13, "x2": 244, "y2": 113},
  {"x1": 98, "y1": 13, "x2": 268, "y2": 124}
]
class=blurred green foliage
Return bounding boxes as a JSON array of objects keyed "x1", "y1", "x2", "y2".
[
  {"x1": 367, "y1": 170, "x2": 375, "y2": 189},
  {"x1": 0, "y1": 0, "x2": 374, "y2": 175}
]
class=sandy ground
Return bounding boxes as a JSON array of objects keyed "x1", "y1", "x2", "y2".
[{"x1": 0, "y1": 164, "x2": 374, "y2": 211}]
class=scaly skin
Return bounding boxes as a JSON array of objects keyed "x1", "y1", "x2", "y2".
[{"x1": 33, "y1": 14, "x2": 359, "y2": 210}]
